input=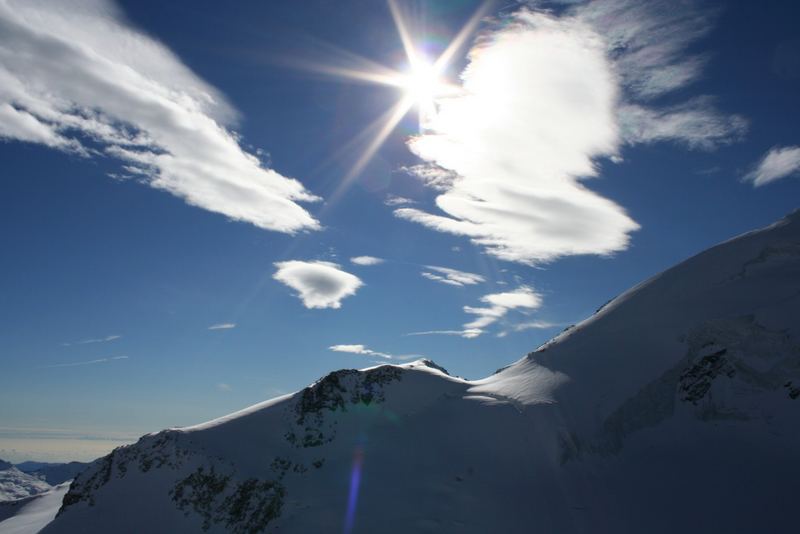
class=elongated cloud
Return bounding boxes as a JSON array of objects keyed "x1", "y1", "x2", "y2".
[
  {"x1": 62, "y1": 334, "x2": 121, "y2": 347},
  {"x1": 397, "y1": 2, "x2": 745, "y2": 265},
  {"x1": 329, "y1": 344, "x2": 423, "y2": 361},
  {"x1": 350, "y1": 256, "x2": 385, "y2": 266},
  {"x1": 0, "y1": 0, "x2": 319, "y2": 233},
  {"x1": 39, "y1": 355, "x2": 128, "y2": 369},
  {"x1": 274, "y1": 261, "x2": 363, "y2": 309},
  {"x1": 420, "y1": 266, "x2": 485, "y2": 286},
  {"x1": 208, "y1": 323, "x2": 236, "y2": 330},
  {"x1": 744, "y1": 146, "x2": 800, "y2": 187}
]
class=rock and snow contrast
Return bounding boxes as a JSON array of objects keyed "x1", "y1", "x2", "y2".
[{"x1": 38, "y1": 211, "x2": 800, "y2": 533}]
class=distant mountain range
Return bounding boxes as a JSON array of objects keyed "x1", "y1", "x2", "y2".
[{"x1": 31, "y1": 210, "x2": 800, "y2": 533}]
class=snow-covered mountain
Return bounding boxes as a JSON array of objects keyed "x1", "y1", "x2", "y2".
[
  {"x1": 42, "y1": 211, "x2": 800, "y2": 533},
  {"x1": 0, "y1": 461, "x2": 51, "y2": 503}
]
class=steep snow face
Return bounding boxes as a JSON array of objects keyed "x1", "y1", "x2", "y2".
[
  {"x1": 0, "y1": 483, "x2": 70, "y2": 533},
  {"x1": 476, "y1": 209, "x2": 800, "y2": 438},
  {"x1": 0, "y1": 465, "x2": 52, "y2": 502},
  {"x1": 43, "y1": 213, "x2": 800, "y2": 534}
]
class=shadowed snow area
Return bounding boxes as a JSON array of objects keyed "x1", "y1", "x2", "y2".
[{"x1": 40, "y1": 212, "x2": 800, "y2": 533}]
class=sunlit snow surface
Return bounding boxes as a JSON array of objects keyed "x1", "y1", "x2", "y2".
[{"x1": 40, "y1": 211, "x2": 800, "y2": 533}]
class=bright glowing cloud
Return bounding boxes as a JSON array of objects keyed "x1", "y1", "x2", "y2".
[
  {"x1": 0, "y1": 0, "x2": 319, "y2": 234},
  {"x1": 350, "y1": 256, "x2": 385, "y2": 266},
  {"x1": 274, "y1": 261, "x2": 363, "y2": 309},
  {"x1": 420, "y1": 265, "x2": 485, "y2": 286},
  {"x1": 463, "y1": 287, "x2": 543, "y2": 331},
  {"x1": 329, "y1": 344, "x2": 423, "y2": 361},
  {"x1": 396, "y1": 2, "x2": 745, "y2": 265},
  {"x1": 396, "y1": 11, "x2": 639, "y2": 265},
  {"x1": 208, "y1": 323, "x2": 236, "y2": 330},
  {"x1": 744, "y1": 146, "x2": 800, "y2": 187}
]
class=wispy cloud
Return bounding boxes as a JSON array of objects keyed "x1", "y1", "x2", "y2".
[
  {"x1": 62, "y1": 335, "x2": 121, "y2": 347},
  {"x1": 463, "y1": 286, "x2": 543, "y2": 333},
  {"x1": 406, "y1": 286, "x2": 544, "y2": 339},
  {"x1": 350, "y1": 256, "x2": 385, "y2": 266},
  {"x1": 384, "y1": 194, "x2": 416, "y2": 207},
  {"x1": 329, "y1": 344, "x2": 423, "y2": 361},
  {"x1": 208, "y1": 323, "x2": 236, "y2": 330},
  {"x1": 497, "y1": 320, "x2": 564, "y2": 338},
  {"x1": 39, "y1": 355, "x2": 129, "y2": 369},
  {"x1": 274, "y1": 261, "x2": 363, "y2": 309},
  {"x1": 0, "y1": 0, "x2": 319, "y2": 234},
  {"x1": 420, "y1": 265, "x2": 485, "y2": 287},
  {"x1": 216, "y1": 383, "x2": 232, "y2": 392},
  {"x1": 405, "y1": 329, "x2": 483, "y2": 339},
  {"x1": 744, "y1": 145, "x2": 800, "y2": 187}
]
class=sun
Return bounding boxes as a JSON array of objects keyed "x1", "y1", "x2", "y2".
[
  {"x1": 399, "y1": 60, "x2": 448, "y2": 107},
  {"x1": 289, "y1": 0, "x2": 492, "y2": 199}
]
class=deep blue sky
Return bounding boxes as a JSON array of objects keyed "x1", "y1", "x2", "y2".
[{"x1": 0, "y1": 0, "x2": 798, "y2": 461}]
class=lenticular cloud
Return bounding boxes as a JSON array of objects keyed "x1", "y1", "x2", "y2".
[
  {"x1": 395, "y1": 11, "x2": 639, "y2": 265},
  {"x1": 0, "y1": 0, "x2": 319, "y2": 234}
]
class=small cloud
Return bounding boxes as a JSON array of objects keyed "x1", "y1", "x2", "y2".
[
  {"x1": 420, "y1": 265, "x2": 485, "y2": 287},
  {"x1": 216, "y1": 383, "x2": 232, "y2": 392},
  {"x1": 497, "y1": 320, "x2": 564, "y2": 337},
  {"x1": 274, "y1": 261, "x2": 363, "y2": 309},
  {"x1": 384, "y1": 195, "x2": 416, "y2": 207},
  {"x1": 328, "y1": 344, "x2": 423, "y2": 360},
  {"x1": 208, "y1": 323, "x2": 236, "y2": 330},
  {"x1": 62, "y1": 335, "x2": 121, "y2": 347},
  {"x1": 39, "y1": 355, "x2": 129, "y2": 369},
  {"x1": 744, "y1": 145, "x2": 800, "y2": 187},
  {"x1": 405, "y1": 329, "x2": 482, "y2": 339},
  {"x1": 458, "y1": 286, "x2": 544, "y2": 338},
  {"x1": 350, "y1": 256, "x2": 385, "y2": 266}
]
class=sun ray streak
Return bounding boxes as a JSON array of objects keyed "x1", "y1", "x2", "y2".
[
  {"x1": 388, "y1": 0, "x2": 419, "y2": 68},
  {"x1": 433, "y1": 0, "x2": 495, "y2": 73}
]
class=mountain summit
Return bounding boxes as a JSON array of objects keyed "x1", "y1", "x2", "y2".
[{"x1": 43, "y1": 212, "x2": 800, "y2": 533}]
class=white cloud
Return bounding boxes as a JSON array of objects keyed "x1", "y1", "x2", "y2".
[
  {"x1": 0, "y1": 0, "x2": 319, "y2": 234},
  {"x1": 396, "y1": 11, "x2": 639, "y2": 265},
  {"x1": 407, "y1": 286, "x2": 543, "y2": 339},
  {"x1": 744, "y1": 145, "x2": 800, "y2": 187},
  {"x1": 420, "y1": 265, "x2": 485, "y2": 286},
  {"x1": 273, "y1": 261, "x2": 363, "y2": 309},
  {"x1": 384, "y1": 195, "x2": 416, "y2": 207},
  {"x1": 396, "y1": 2, "x2": 745, "y2": 265},
  {"x1": 62, "y1": 334, "x2": 121, "y2": 347},
  {"x1": 328, "y1": 344, "x2": 423, "y2": 360},
  {"x1": 208, "y1": 323, "x2": 236, "y2": 330},
  {"x1": 350, "y1": 256, "x2": 385, "y2": 266},
  {"x1": 39, "y1": 355, "x2": 128, "y2": 369},
  {"x1": 463, "y1": 286, "x2": 542, "y2": 332},
  {"x1": 406, "y1": 329, "x2": 483, "y2": 339},
  {"x1": 216, "y1": 383, "x2": 232, "y2": 392},
  {"x1": 571, "y1": 0, "x2": 747, "y2": 147}
]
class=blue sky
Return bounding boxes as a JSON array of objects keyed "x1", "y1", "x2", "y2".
[{"x1": 0, "y1": 0, "x2": 798, "y2": 462}]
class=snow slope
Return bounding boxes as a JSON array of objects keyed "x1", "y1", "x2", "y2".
[
  {"x1": 42, "y1": 211, "x2": 800, "y2": 533},
  {"x1": 0, "y1": 483, "x2": 69, "y2": 534}
]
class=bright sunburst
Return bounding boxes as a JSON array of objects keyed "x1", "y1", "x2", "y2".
[{"x1": 295, "y1": 0, "x2": 492, "y2": 198}]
